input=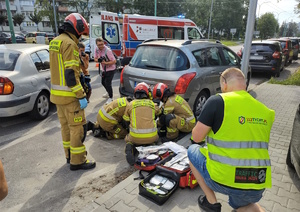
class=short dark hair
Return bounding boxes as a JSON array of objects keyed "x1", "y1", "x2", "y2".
[
  {"x1": 95, "y1": 37, "x2": 104, "y2": 44},
  {"x1": 78, "y1": 42, "x2": 85, "y2": 49}
]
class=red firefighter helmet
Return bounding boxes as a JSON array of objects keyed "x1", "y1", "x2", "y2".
[
  {"x1": 153, "y1": 83, "x2": 168, "y2": 100},
  {"x1": 134, "y1": 82, "x2": 151, "y2": 98},
  {"x1": 64, "y1": 13, "x2": 89, "y2": 36}
]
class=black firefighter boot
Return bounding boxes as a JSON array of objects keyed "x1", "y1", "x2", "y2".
[{"x1": 70, "y1": 160, "x2": 96, "y2": 171}]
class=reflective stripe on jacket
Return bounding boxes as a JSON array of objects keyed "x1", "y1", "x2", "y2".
[
  {"x1": 201, "y1": 90, "x2": 275, "y2": 190},
  {"x1": 49, "y1": 33, "x2": 85, "y2": 104},
  {"x1": 123, "y1": 99, "x2": 158, "y2": 139},
  {"x1": 98, "y1": 97, "x2": 128, "y2": 125}
]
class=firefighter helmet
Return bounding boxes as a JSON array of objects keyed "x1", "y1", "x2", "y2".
[
  {"x1": 64, "y1": 13, "x2": 89, "y2": 36},
  {"x1": 153, "y1": 83, "x2": 169, "y2": 100},
  {"x1": 134, "y1": 82, "x2": 151, "y2": 99}
]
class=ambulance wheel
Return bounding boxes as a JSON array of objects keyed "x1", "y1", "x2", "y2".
[{"x1": 30, "y1": 91, "x2": 50, "y2": 120}]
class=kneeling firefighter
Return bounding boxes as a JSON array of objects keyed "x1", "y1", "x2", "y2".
[
  {"x1": 153, "y1": 83, "x2": 196, "y2": 142},
  {"x1": 49, "y1": 13, "x2": 95, "y2": 171},
  {"x1": 123, "y1": 82, "x2": 159, "y2": 165},
  {"x1": 87, "y1": 97, "x2": 132, "y2": 139}
]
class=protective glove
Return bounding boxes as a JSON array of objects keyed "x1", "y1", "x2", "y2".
[
  {"x1": 84, "y1": 75, "x2": 91, "y2": 83},
  {"x1": 122, "y1": 119, "x2": 130, "y2": 130},
  {"x1": 159, "y1": 114, "x2": 166, "y2": 126},
  {"x1": 165, "y1": 114, "x2": 176, "y2": 127},
  {"x1": 79, "y1": 98, "x2": 88, "y2": 109}
]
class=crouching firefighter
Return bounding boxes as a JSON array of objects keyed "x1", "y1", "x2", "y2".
[
  {"x1": 87, "y1": 97, "x2": 133, "y2": 139},
  {"x1": 153, "y1": 83, "x2": 196, "y2": 142},
  {"x1": 123, "y1": 82, "x2": 159, "y2": 166},
  {"x1": 49, "y1": 13, "x2": 96, "y2": 171}
]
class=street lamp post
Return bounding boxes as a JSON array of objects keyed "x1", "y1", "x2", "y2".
[
  {"x1": 208, "y1": 0, "x2": 214, "y2": 40},
  {"x1": 5, "y1": 0, "x2": 16, "y2": 43},
  {"x1": 154, "y1": 0, "x2": 157, "y2": 16},
  {"x1": 53, "y1": 0, "x2": 58, "y2": 35}
]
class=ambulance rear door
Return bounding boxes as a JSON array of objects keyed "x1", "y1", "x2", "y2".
[{"x1": 89, "y1": 12, "x2": 121, "y2": 60}]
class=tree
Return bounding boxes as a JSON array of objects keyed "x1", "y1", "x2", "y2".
[
  {"x1": 0, "y1": 14, "x2": 7, "y2": 31},
  {"x1": 35, "y1": 0, "x2": 59, "y2": 32},
  {"x1": 29, "y1": 10, "x2": 43, "y2": 31},
  {"x1": 257, "y1": 13, "x2": 278, "y2": 39},
  {"x1": 12, "y1": 13, "x2": 25, "y2": 31},
  {"x1": 285, "y1": 22, "x2": 298, "y2": 37}
]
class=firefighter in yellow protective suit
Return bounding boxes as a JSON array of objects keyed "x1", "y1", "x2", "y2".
[
  {"x1": 153, "y1": 83, "x2": 196, "y2": 142},
  {"x1": 123, "y1": 82, "x2": 159, "y2": 165},
  {"x1": 49, "y1": 13, "x2": 96, "y2": 171},
  {"x1": 86, "y1": 97, "x2": 133, "y2": 139}
]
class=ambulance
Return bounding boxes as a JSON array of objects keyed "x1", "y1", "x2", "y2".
[
  {"x1": 121, "y1": 14, "x2": 204, "y2": 65},
  {"x1": 89, "y1": 11, "x2": 122, "y2": 60}
]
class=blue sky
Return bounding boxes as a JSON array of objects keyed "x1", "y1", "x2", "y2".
[{"x1": 258, "y1": 0, "x2": 300, "y2": 25}]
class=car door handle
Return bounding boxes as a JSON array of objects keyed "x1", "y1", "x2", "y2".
[{"x1": 45, "y1": 77, "x2": 51, "y2": 81}]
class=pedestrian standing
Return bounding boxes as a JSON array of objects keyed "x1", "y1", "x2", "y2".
[
  {"x1": 49, "y1": 13, "x2": 96, "y2": 171},
  {"x1": 188, "y1": 68, "x2": 274, "y2": 212},
  {"x1": 94, "y1": 37, "x2": 116, "y2": 104}
]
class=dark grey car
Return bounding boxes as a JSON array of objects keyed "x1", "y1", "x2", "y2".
[{"x1": 119, "y1": 40, "x2": 251, "y2": 116}]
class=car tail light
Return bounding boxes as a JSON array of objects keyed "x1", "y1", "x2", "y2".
[
  {"x1": 0, "y1": 77, "x2": 14, "y2": 95},
  {"x1": 174, "y1": 72, "x2": 196, "y2": 94},
  {"x1": 272, "y1": 51, "x2": 280, "y2": 59},
  {"x1": 120, "y1": 66, "x2": 125, "y2": 86}
]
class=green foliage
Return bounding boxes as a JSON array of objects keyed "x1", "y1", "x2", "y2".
[
  {"x1": 269, "y1": 70, "x2": 300, "y2": 86},
  {"x1": 29, "y1": 10, "x2": 43, "y2": 25},
  {"x1": 220, "y1": 40, "x2": 239, "y2": 46},
  {"x1": 12, "y1": 13, "x2": 25, "y2": 26},
  {"x1": 0, "y1": 14, "x2": 6, "y2": 25},
  {"x1": 257, "y1": 13, "x2": 278, "y2": 39}
]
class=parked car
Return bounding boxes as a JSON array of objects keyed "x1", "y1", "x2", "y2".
[
  {"x1": 25, "y1": 32, "x2": 50, "y2": 44},
  {"x1": 0, "y1": 32, "x2": 12, "y2": 44},
  {"x1": 286, "y1": 105, "x2": 300, "y2": 178},
  {"x1": 244, "y1": 40, "x2": 285, "y2": 77},
  {"x1": 282, "y1": 37, "x2": 299, "y2": 60},
  {"x1": 0, "y1": 44, "x2": 51, "y2": 119},
  {"x1": 268, "y1": 38, "x2": 293, "y2": 66},
  {"x1": 119, "y1": 39, "x2": 251, "y2": 116}
]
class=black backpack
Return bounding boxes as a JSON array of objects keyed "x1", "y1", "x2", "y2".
[{"x1": 104, "y1": 47, "x2": 121, "y2": 70}]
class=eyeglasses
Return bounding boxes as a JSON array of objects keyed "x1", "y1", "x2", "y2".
[{"x1": 220, "y1": 74, "x2": 227, "y2": 83}]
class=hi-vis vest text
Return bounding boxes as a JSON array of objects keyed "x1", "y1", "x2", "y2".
[
  {"x1": 49, "y1": 34, "x2": 84, "y2": 102},
  {"x1": 201, "y1": 91, "x2": 275, "y2": 190},
  {"x1": 99, "y1": 97, "x2": 127, "y2": 125}
]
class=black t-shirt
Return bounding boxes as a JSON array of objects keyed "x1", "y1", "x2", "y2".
[{"x1": 197, "y1": 95, "x2": 224, "y2": 134}]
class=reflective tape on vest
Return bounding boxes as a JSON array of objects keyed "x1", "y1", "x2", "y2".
[
  {"x1": 71, "y1": 84, "x2": 83, "y2": 93},
  {"x1": 117, "y1": 97, "x2": 127, "y2": 107},
  {"x1": 130, "y1": 130, "x2": 157, "y2": 138},
  {"x1": 64, "y1": 60, "x2": 79, "y2": 67},
  {"x1": 99, "y1": 107, "x2": 118, "y2": 124},
  {"x1": 108, "y1": 107, "x2": 119, "y2": 116},
  {"x1": 208, "y1": 152, "x2": 271, "y2": 167},
  {"x1": 51, "y1": 89, "x2": 76, "y2": 97},
  {"x1": 70, "y1": 146, "x2": 86, "y2": 154},
  {"x1": 207, "y1": 137, "x2": 269, "y2": 149},
  {"x1": 130, "y1": 127, "x2": 156, "y2": 134},
  {"x1": 167, "y1": 127, "x2": 178, "y2": 133}
]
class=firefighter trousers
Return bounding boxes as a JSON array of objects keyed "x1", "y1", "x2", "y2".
[
  {"x1": 167, "y1": 115, "x2": 196, "y2": 140},
  {"x1": 96, "y1": 114, "x2": 128, "y2": 140},
  {"x1": 56, "y1": 101, "x2": 87, "y2": 165}
]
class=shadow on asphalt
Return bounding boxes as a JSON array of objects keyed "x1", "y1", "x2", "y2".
[{"x1": 19, "y1": 165, "x2": 84, "y2": 212}]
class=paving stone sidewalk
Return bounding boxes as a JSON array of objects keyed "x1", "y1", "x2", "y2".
[{"x1": 81, "y1": 83, "x2": 300, "y2": 212}]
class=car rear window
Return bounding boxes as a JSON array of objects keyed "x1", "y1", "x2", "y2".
[
  {"x1": 36, "y1": 33, "x2": 46, "y2": 36},
  {"x1": 251, "y1": 44, "x2": 277, "y2": 52},
  {"x1": 0, "y1": 50, "x2": 20, "y2": 71},
  {"x1": 129, "y1": 45, "x2": 189, "y2": 71}
]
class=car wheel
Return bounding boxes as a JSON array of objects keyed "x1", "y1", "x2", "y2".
[
  {"x1": 30, "y1": 91, "x2": 50, "y2": 120},
  {"x1": 286, "y1": 143, "x2": 295, "y2": 170},
  {"x1": 193, "y1": 90, "x2": 210, "y2": 117}
]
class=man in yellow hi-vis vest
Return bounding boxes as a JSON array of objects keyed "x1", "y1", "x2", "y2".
[
  {"x1": 152, "y1": 83, "x2": 195, "y2": 142},
  {"x1": 49, "y1": 13, "x2": 96, "y2": 171},
  {"x1": 188, "y1": 68, "x2": 275, "y2": 212},
  {"x1": 123, "y1": 82, "x2": 159, "y2": 165},
  {"x1": 86, "y1": 97, "x2": 132, "y2": 139}
]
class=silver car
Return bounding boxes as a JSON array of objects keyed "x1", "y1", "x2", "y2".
[
  {"x1": 119, "y1": 40, "x2": 251, "y2": 116},
  {"x1": 0, "y1": 44, "x2": 51, "y2": 119}
]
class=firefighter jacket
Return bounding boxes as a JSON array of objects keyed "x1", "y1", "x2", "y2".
[
  {"x1": 163, "y1": 95, "x2": 196, "y2": 131},
  {"x1": 202, "y1": 90, "x2": 275, "y2": 190},
  {"x1": 49, "y1": 32, "x2": 85, "y2": 105},
  {"x1": 98, "y1": 97, "x2": 128, "y2": 128},
  {"x1": 123, "y1": 99, "x2": 159, "y2": 145}
]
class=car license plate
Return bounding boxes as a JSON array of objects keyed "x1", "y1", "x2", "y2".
[{"x1": 250, "y1": 55, "x2": 263, "y2": 60}]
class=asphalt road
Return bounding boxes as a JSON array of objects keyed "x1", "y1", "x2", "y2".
[{"x1": 0, "y1": 45, "x2": 298, "y2": 211}]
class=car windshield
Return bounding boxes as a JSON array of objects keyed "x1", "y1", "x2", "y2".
[
  {"x1": 0, "y1": 50, "x2": 20, "y2": 71},
  {"x1": 129, "y1": 45, "x2": 189, "y2": 71}
]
